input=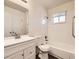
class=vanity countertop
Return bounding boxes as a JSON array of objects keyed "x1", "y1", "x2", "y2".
[{"x1": 4, "y1": 35, "x2": 41, "y2": 47}]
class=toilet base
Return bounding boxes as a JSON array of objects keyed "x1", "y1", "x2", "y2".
[{"x1": 39, "y1": 53, "x2": 48, "y2": 59}]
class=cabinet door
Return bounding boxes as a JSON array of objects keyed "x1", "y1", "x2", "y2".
[
  {"x1": 69, "y1": 54, "x2": 75, "y2": 59},
  {"x1": 28, "y1": 54, "x2": 36, "y2": 59},
  {"x1": 5, "y1": 51, "x2": 23, "y2": 59},
  {"x1": 24, "y1": 45, "x2": 36, "y2": 59}
]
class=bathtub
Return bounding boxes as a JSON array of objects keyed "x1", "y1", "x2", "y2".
[{"x1": 48, "y1": 44, "x2": 75, "y2": 59}]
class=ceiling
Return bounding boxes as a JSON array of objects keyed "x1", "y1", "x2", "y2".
[{"x1": 38, "y1": 0, "x2": 74, "y2": 9}]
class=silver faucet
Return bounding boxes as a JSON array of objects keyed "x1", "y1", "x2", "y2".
[{"x1": 10, "y1": 32, "x2": 20, "y2": 39}]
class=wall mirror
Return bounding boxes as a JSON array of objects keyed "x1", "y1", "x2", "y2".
[{"x1": 4, "y1": 0, "x2": 29, "y2": 37}]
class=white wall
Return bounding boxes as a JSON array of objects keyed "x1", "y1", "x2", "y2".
[
  {"x1": 28, "y1": 0, "x2": 48, "y2": 36},
  {"x1": 48, "y1": 1, "x2": 75, "y2": 49},
  {"x1": 4, "y1": 6, "x2": 28, "y2": 37},
  {"x1": 27, "y1": 0, "x2": 48, "y2": 44}
]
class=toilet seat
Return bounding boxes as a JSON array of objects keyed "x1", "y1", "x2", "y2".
[{"x1": 38, "y1": 44, "x2": 50, "y2": 52}]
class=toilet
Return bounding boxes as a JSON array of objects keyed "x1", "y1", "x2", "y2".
[{"x1": 38, "y1": 44, "x2": 50, "y2": 59}]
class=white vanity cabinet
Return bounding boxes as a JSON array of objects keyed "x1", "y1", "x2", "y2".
[{"x1": 4, "y1": 39, "x2": 36, "y2": 59}]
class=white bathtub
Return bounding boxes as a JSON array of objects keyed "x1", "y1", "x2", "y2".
[{"x1": 48, "y1": 44, "x2": 75, "y2": 59}]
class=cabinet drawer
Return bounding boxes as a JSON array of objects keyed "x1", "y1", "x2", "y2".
[
  {"x1": 5, "y1": 51, "x2": 23, "y2": 59},
  {"x1": 5, "y1": 40, "x2": 36, "y2": 57},
  {"x1": 24, "y1": 45, "x2": 36, "y2": 59}
]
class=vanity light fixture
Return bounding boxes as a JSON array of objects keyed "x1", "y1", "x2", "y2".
[{"x1": 42, "y1": 16, "x2": 48, "y2": 24}]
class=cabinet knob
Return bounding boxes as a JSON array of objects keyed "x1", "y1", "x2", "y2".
[{"x1": 30, "y1": 51, "x2": 32, "y2": 54}]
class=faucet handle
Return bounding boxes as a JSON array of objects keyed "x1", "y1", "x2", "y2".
[{"x1": 10, "y1": 32, "x2": 14, "y2": 36}]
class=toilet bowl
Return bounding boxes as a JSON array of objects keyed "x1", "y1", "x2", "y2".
[{"x1": 38, "y1": 44, "x2": 50, "y2": 52}]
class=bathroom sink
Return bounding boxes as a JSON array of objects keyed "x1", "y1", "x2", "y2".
[{"x1": 38, "y1": 44, "x2": 50, "y2": 52}]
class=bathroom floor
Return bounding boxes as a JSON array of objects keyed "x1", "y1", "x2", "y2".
[
  {"x1": 48, "y1": 54, "x2": 58, "y2": 59},
  {"x1": 36, "y1": 54, "x2": 58, "y2": 59}
]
